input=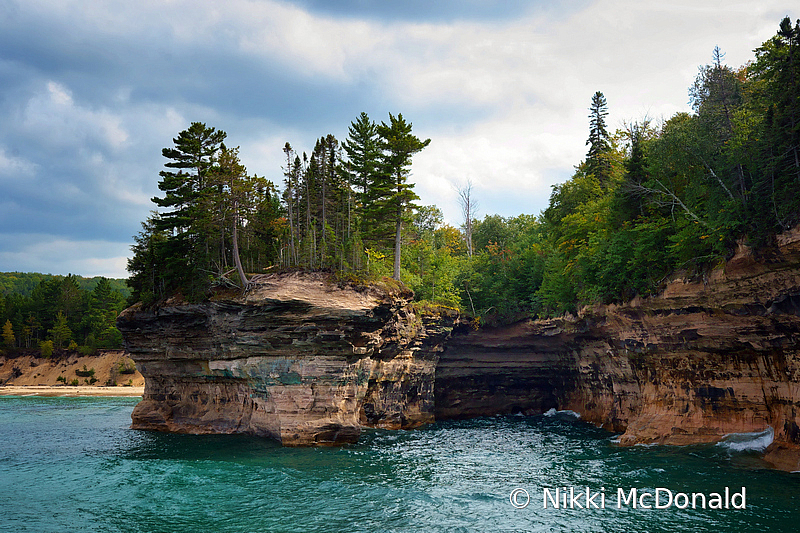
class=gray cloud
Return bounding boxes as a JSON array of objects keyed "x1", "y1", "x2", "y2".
[
  {"x1": 285, "y1": 0, "x2": 589, "y2": 22},
  {"x1": 0, "y1": 0, "x2": 792, "y2": 277}
]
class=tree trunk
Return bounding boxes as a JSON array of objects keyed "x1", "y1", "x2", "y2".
[
  {"x1": 393, "y1": 210, "x2": 402, "y2": 281},
  {"x1": 232, "y1": 200, "x2": 248, "y2": 288}
]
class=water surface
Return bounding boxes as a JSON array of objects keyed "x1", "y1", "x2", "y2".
[{"x1": 1, "y1": 397, "x2": 798, "y2": 532}]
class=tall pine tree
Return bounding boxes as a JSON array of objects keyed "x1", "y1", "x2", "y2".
[
  {"x1": 375, "y1": 113, "x2": 430, "y2": 281},
  {"x1": 151, "y1": 122, "x2": 226, "y2": 300},
  {"x1": 586, "y1": 91, "x2": 612, "y2": 189}
]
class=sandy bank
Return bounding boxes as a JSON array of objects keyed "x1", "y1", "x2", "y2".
[
  {"x1": 0, "y1": 350, "x2": 144, "y2": 388},
  {"x1": 0, "y1": 385, "x2": 144, "y2": 397}
]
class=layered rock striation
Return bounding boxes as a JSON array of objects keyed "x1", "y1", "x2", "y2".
[
  {"x1": 434, "y1": 228, "x2": 800, "y2": 471},
  {"x1": 119, "y1": 229, "x2": 800, "y2": 471},
  {"x1": 117, "y1": 273, "x2": 453, "y2": 445}
]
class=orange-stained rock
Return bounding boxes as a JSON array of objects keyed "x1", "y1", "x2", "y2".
[
  {"x1": 119, "y1": 230, "x2": 800, "y2": 471},
  {"x1": 117, "y1": 272, "x2": 454, "y2": 446},
  {"x1": 434, "y1": 228, "x2": 800, "y2": 471}
]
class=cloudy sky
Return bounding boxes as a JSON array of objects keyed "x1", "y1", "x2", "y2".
[{"x1": 0, "y1": 0, "x2": 792, "y2": 278}]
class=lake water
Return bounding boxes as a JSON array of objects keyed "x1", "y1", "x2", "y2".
[{"x1": 1, "y1": 396, "x2": 798, "y2": 532}]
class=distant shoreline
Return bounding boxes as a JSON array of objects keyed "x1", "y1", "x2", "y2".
[{"x1": 0, "y1": 385, "x2": 144, "y2": 397}]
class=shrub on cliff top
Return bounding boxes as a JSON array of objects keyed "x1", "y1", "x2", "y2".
[{"x1": 39, "y1": 340, "x2": 54, "y2": 359}]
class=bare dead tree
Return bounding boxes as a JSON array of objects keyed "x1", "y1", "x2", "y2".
[
  {"x1": 456, "y1": 179, "x2": 478, "y2": 257},
  {"x1": 624, "y1": 179, "x2": 709, "y2": 227}
]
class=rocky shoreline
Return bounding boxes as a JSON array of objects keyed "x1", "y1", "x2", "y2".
[
  {"x1": 117, "y1": 228, "x2": 800, "y2": 471},
  {"x1": 117, "y1": 274, "x2": 453, "y2": 445}
]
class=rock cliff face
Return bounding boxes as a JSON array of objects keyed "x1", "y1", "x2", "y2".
[
  {"x1": 119, "y1": 229, "x2": 800, "y2": 471},
  {"x1": 434, "y1": 227, "x2": 800, "y2": 471},
  {"x1": 117, "y1": 273, "x2": 453, "y2": 445}
]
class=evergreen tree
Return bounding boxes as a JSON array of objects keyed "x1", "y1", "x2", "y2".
[
  {"x1": 586, "y1": 91, "x2": 612, "y2": 188},
  {"x1": 127, "y1": 214, "x2": 168, "y2": 304},
  {"x1": 375, "y1": 113, "x2": 430, "y2": 280},
  {"x1": 49, "y1": 311, "x2": 72, "y2": 349},
  {"x1": 282, "y1": 143, "x2": 300, "y2": 266},
  {"x1": 2, "y1": 319, "x2": 14, "y2": 348},
  {"x1": 343, "y1": 112, "x2": 381, "y2": 206},
  {"x1": 750, "y1": 17, "x2": 800, "y2": 234},
  {"x1": 151, "y1": 122, "x2": 227, "y2": 300}
]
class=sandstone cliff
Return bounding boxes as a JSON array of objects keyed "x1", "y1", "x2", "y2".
[
  {"x1": 434, "y1": 227, "x2": 800, "y2": 471},
  {"x1": 116, "y1": 273, "x2": 453, "y2": 446},
  {"x1": 118, "y1": 230, "x2": 800, "y2": 472}
]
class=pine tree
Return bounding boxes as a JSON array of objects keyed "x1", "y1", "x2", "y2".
[
  {"x1": 49, "y1": 311, "x2": 72, "y2": 349},
  {"x1": 375, "y1": 113, "x2": 431, "y2": 280},
  {"x1": 343, "y1": 112, "x2": 381, "y2": 206},
  {"x1": 151, "y1": 122, "x2": 227, "y2": 300},
  {"x1": 282, "y1": 143, "x2": 300, "y2": 266},
  {"x1": 208, "y1": 145, "x2": 251, "y2": 286},
  {"x1": 750, "y1": 17, "x2": 800, "y2": 233},
  {"x1": 127, "y1": 214, "x2": 168, "y2": 305},
  {"x1": 586, "y1": 91, "x2": 612, "y2": 188}
]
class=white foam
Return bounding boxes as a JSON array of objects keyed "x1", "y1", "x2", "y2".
[
  {"x1": 717, "y1": 426, "x2": 774, "y2": 452},
  {"x1": 543, "y1": 408, "x2": 581, "y2": 420}
]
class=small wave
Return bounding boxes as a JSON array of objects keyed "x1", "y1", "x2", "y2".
[
  {"x1": 543, "y1": 408, "x2": 581, "y2": 420},
  {"x1": 717, "y1": 426, "x2": 774, "y2": 452}
]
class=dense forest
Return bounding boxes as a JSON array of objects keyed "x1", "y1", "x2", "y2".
[
  {"x1": 127, "y1": 112, "x2": 430, "y2": 303},
  {"x1": 0, "y1": 273, "x2": 128, "y2": 355},
  {"x1": 127, "y1": 17, "x2": 800, "y2": 325}
]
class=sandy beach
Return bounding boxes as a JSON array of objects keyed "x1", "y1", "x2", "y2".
[{"x1": 0, "y1": 385, "x2": 144, "y2": 397}]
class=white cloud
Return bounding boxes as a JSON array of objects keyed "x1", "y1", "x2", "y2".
[
  {"x1": 0, "y1": 0, "x2": 794, "y2": 276},
  {"x1": 21, "y1": 81, "x2": 129, "y2": 151},
  {"x1": 0, "y1": 148, "x2": 37, "y2": 179},
  {"x1": 0, "y1": 235, "x2": 131, "y2": 278}
]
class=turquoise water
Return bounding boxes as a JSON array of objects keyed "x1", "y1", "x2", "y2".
[{"x1": 1, "y1": 397, "x2": 798, "y2": 532}]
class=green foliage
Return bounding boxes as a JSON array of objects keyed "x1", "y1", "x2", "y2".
[
  {"x1": 78, "y1": 345, "x2": 96, "y2": 356},
  {"x1": 2, "y1": 319, "x2": 14, "y2": 348},
  {"x1": 586, "y1": 91, "x2": 613, "y2": 188},
  {"x1": 129, "y1": 112, "x2": 432, "y2": 306},
  {"x1": 75, "y1": 365, "x2": 95, "y2": 378},
  {"x1": 118, "y1": 359, "x2": 136, "y2": 374},
  {"x1": 130, "y1": 123, "x2": 283, "y2": 302},
  {"x1": 374, "y1": 113, "x2": 431, "y2": 280},
  {"x1": 39, "y1": 340, "x2": 54, "y2": 358},
  {"x1": 48, "y1": 311, "x2": 72, "y2": 349},
  {"x1": 0, "y1": 272, "x2": 130, "y2": 299},
  {"x1": 0, "y1": 274, "x2": 126, "y2": 351},
  {"x1": 461, "y1": 19, "x2": 800, "y2": 321}
]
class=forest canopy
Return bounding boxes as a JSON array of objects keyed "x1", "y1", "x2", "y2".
[
  {"x1": 0, "y1": 273, "x2": 128, "y2": 355},
  {"x1": 126, "y1": 17, "x2": 800, "y2": 325},
  {"x1": 127, "y1": 113, "x2": 429, "y2": 303}
]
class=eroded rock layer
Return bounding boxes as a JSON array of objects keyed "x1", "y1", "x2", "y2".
[
  {"x1": 434, "y1": 228, "x2": 800, "y2": 471},
  {"x1": 119, "y1": 229, "x2": 800, "y2": 471},
  {"x1": 117, "y1": 273, "x2": 453, "y2": 445}
]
